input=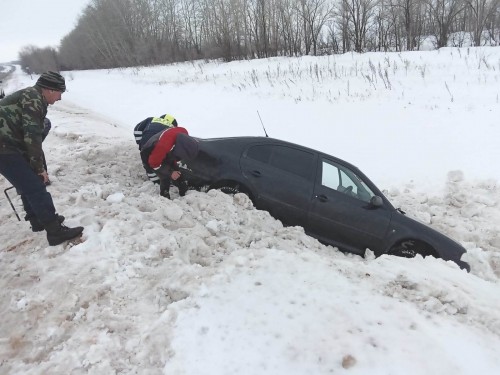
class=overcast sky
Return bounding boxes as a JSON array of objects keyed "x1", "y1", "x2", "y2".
[{"x1": 0, "y1": 0, "x2": 90, "y2": 63}]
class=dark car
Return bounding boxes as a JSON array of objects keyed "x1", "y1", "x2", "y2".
[{"x1": 180, "y1": 136, "x2": 470, "y2": 271}]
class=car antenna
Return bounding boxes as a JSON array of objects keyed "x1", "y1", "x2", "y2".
[{"x1": 257, "y1": 110, "x2": 269, "y2": 137}]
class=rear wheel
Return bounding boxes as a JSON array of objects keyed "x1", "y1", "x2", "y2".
[
  {"x1": 213, "y1": 183, "x2": 254, "y2": 203},
  {"x1": 218, "y1": 185, "x2": 242, "y2": 195}
]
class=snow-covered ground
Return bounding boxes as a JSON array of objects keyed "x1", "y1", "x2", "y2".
[{"x1": 1, "y1": 47, "x2": 500, "y2": 374}]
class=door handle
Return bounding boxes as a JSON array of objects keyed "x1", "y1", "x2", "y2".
[
  {"x1": 315, "y1": 194, "x2": 328, "y2": 202},
  {"x1": 251, "y1": 170, "x2": 262, "y2": 177}
]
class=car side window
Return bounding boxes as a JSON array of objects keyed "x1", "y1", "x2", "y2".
[
  {"x1": 247, "y1": 144, "x2": 314, "y2": 180},
  {"x1": 321, "y1": 159, "x2": 375, "y2": 203},
  {"x1": 322, "y1": 162, "x2": 340, "y2": 188},
  {"x1": 247, "y1": 145, "x2": 272, "y2": 163}
]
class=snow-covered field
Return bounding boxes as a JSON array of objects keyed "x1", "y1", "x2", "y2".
[{"x1": 1, "y1": 47, "x2": 500, "y2": 374}]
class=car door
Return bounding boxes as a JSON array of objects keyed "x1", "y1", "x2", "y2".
[
  {"x1": 240, "y1": 143, "x2": 316, "y2": 228},
  {"x1": 307, "y1": 157, "x2": 392, "y2": 254}
]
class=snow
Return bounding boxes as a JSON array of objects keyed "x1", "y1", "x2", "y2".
[{"x1": 1, "y1": 47, "x2": 500, "y2": 374}]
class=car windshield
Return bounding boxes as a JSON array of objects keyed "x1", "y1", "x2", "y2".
[{"x1": 321, "y1": 159, "x2": 376, "y2": 203}]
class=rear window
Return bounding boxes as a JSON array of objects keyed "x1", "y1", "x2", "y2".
[
  {"x1": 247, "y1": 144, "x2": 314, "y2": 180},
  {"x1": 247, "y1": 144, "x2": 272, "y2": 163}
]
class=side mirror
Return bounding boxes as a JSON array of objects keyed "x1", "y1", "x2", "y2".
[{"x1": 370, "y1": 195, "x2": 383, "y2": 207}]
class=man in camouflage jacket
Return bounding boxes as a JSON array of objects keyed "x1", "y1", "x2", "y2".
[{"x1": 0, "y1": 71, "x2": 83, "y2": 246}]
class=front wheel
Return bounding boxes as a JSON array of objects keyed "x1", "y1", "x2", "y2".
[{"x1": 388, "y1": 240, "x2": 435, "y2": 258}]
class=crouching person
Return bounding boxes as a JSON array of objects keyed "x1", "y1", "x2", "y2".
[
  {"x1": 0, "y1": 71, "x2": 83, "y2": 245},
  {"x1": 134, "y1": 113, "x2": 178, "y2": 184},
  {"x1": 139, "y1": 126, "x2": 199, "y2": 198}
]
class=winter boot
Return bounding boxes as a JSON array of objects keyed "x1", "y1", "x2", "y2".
[
  {"x1": 177, "y1": 180, "x2": 189, "y2": 197},
  {"x1": 45, "y1": 220, "x2": 84, "y2": 246},
  {"x1": 28, "y1": 214, "x2": 65, "y2": 232},
  {"x1": 159, "y1": 180, "x2": 171, "y2": 199}
]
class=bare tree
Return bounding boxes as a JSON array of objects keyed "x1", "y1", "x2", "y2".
[
  {"x1": 425, "y1": 0, "x2": 466, "y2": 48},
  {"x1": 179, "y1": 0, "x2": 206, "y2": 57},
  {"x1": 484, "y1": 3, "x2": 500, "y2": 44},
  {"x1": 278, "y1": 0, "x2": 304, "y2": 55},
  {"x1": 371, "y1": 0, "x2": 397, "y2": 51},
  {"x1": 49, "y1": 0, "x2": 500, "y2": 71},
  {"x1": 386, "y1": 0, "x2": 424, "y2": 50},
  {"x1": 465, "y1": 0, "x2": 500, "y2": 45},
  {"x1": 19, "y1": 46, "x2": 60, "y2": 73},
  {"x1": 337, "y1": 0, "x2": 378, "y2": 52},
  {"x1": 245, "y1": 0, "x2": 271, "y2": 58},
  {"x1": 297, "y1": 0, "x2": 334, "y2": 55}
]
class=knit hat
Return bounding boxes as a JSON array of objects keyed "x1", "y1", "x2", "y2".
[
  {"x1": 36, "y1": 71, "x2": 66, "y2": 92},
  {"x1": 172, "y1": 133, "x2": 199, "y2": 160}
]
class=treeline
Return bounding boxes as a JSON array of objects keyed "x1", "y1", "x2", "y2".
[{"x1": 20, "y1": 0, "x2": 500, "y2": 73}]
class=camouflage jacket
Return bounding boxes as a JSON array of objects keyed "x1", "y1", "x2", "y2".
[{"x1": 0, "y1": 86, "x2": 47, "y2": 173}]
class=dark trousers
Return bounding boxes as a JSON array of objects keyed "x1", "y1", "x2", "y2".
[
  {"x1": 140, "y1": 150, "x2": 159, "y2": 183},
  {"x1": 0, "y1": 153, "x2": 57, "y2": 226},
  {"x1": 139, "y1": 151, "x2": 186, "y2": 195},
  {"x1": 142, "y1": 163, "x2": 186, "y2": 189}
]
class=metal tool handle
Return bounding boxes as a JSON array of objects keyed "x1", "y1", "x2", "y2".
[{"x1": 4, "y1": 186, "x2": 21, "y2": 221}]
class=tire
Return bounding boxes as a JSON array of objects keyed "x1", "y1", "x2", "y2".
[
  {"x1": 213, "y1": 183, "x2": 254, "y2": 203},
  {"x1": 218, "y1": 185, "x2": 241, "y2": 195},
  {"x1": 388, "y1": 240, "x2": 435, "y2": 259},
  {"x1": 388, "y1": 245, "x2": 418, "y2": 258}
]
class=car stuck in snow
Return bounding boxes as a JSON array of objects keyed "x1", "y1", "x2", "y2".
[{"x1": 180, "y1": 136, "x2": 470, "y2": 271}]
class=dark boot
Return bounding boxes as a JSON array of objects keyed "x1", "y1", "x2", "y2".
[
  {"x1": 172, "y1": 176, "x2": 189, "y2": 197},
  {"x1": 28, "y1": 214, "x2": 65, "y2": 232},
  {"x1": 159, "y1": 179, "x2": 171, "y2": 199},
  {"x1": 177, "y1": 180, "x2": 189, "y2": 197},
  {"x1": 45, "y1": 220, "x2": 84, "y2": 246}
]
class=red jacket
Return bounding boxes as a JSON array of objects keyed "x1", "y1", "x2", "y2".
[{"x1": 148, "y1": 127, "x2": 188, "y2": 169}]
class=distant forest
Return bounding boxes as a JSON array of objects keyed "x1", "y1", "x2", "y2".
[{"x1": 19, "y1": 0, "x2": 500, "y2": 73}]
